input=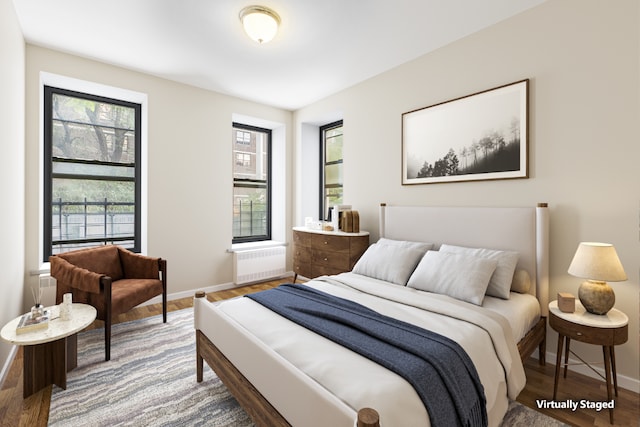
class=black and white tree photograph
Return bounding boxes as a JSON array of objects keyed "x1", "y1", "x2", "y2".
[{"x1": 402, "y1": 80, "x2": 528, "y2": 185}]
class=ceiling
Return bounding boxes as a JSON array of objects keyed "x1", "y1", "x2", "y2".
[{"x1": 12, "y1": 0, "x2": 546, "y2": 111}]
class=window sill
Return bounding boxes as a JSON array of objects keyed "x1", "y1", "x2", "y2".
[
  {"x1": 229, "y1": 240, "x2": 287, "y2": 252},
  {"x1": 31, "y1": 263, "x2": 51, "y2": 276}
]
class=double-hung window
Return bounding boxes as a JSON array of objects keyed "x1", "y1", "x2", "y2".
[
  {"x1": 43, "y1": 86, "x2": 141, "y2": 260},
  {"x1": 232, "y1": 123, "x2": 271, "y2": 243},
  {"x1": 319, "y1": 120, "x2": 343, "y2": 220}
]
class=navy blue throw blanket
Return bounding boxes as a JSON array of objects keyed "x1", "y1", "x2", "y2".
[{"x1": 246, "y1": 284, "x2": 487, "y2": 427}]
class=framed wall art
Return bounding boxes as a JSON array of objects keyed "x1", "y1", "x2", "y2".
[{"x1": 402, "y1": 79, "x2": 528, "y2": 185}]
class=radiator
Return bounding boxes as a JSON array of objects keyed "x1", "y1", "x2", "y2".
[{"x1": 233, "y1": 246, "x2": 286, "y2": 285}]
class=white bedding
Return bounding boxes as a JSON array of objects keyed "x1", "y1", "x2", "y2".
[
  {"x1": 482, "y1": 290, "x2": 541, "y2": 342},
  {"x1": 209, "y1": 272, "x2": 530, "y2": 427}
]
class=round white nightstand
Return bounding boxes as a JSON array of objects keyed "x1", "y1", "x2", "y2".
[
  {"x1": 548, "y1": 300, "x2": 628, "y2": 424},
  {"x1": 1, "y1": 303, "x2": 97, "y2": 398}
]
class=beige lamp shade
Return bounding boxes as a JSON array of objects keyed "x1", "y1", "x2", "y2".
[
  {"x1": 568, "y1": 242, "x2": 627, "y2": 315},
  {"x1": 568, "y1": 242, "x2": 627, "y2": 282}
]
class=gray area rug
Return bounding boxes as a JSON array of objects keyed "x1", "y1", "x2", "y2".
[
  {"x1": 48, "y1": 308, "x2": 252, "y2": 426},
  {"x1": 500, "y1": 400, "x2": 568, "y2": 427},
  {"x1": 49, "y1": 308, "x2": 567, "y2": 426}
]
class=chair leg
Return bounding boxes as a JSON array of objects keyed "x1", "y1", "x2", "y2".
[
  {"x1": 161, "y1": 260, "x2": 167, "y2": 324},
  {"x1": 162, "y1": 291, "x2": 167, "y2": 323},
  {"x1": 105, "y1": 316, "x2": 111, "y2": 361}
]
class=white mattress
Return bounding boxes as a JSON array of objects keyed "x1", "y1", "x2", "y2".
[
  {"x1": 199, "y1": 272, "x2": 532, "y2": 427},
  {"x1": 482, "y1": 291, "x2": 541, "y2": 342}
]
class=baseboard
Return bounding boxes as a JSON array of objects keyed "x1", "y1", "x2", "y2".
[
  {"x1": 545, "y1": 350, "x2": 640, "y2": 394},
  {"x1": 0, "y1": 345, "x2": 18, "y2": 389}
]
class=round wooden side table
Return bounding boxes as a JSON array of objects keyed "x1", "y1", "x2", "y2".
[
  {"x1": 1, "y1": 303, "x2": 97, "y2": 398},
  {"x1": 548, "y1": 300, "x2": 628, "y2": 424}
]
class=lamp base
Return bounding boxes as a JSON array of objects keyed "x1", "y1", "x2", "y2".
[{"x1": 578, "y1": 280, "x2": 615, "y2": 315}]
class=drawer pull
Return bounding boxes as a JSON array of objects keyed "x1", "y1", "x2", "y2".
[
  {"x1": 324, "y1": 257, "x2": 328, "y2": 261},
  {"x1": 324, "y1": 241, "x2": 328, "y2": 245},
  {"x1": 576, "y1": 332, "x2": 583, "y2": 336}
]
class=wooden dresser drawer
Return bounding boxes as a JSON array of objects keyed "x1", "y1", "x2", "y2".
[
  {"x1": 349, "y1": 237, "x2": 370, "y2": 259},
  {"x1": 313, "y1": 248, "x2": 350, "y2": 270},
  {"x1": 293, "y1": 229, "x2": 311, "y2": 247},
  {"x1": 292, "y1": 246, "x2": 311, "y2": 263},
  {"x1": 310, "y1": 234, "x2": 350, "y2": 253},
  {"x1": 293, "y1": 262, "x2": 312, "y2": 279}
]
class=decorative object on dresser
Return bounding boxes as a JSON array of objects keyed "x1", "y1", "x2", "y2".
[
  {"x1": 549, "y1": 300, "x2": 628, "y2": 424},
  {"x1": 567, "y1": 242, "x2": 627, "y2": 315},
  {"x1": 292, "y1": 227, "x2": 369, "y2": 283},
  {"x1": 329, "y1": 204, "x2": 352, "y2": 231},
  {"x1": 341, "y1": 210, "x2": 360, "y2": 232}
]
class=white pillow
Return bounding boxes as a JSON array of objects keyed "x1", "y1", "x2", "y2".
[
  {"x1": 439, "y1": 244, "x2": 519, "y2": 300},
  {"x1": 407, "y1": 251, "x2": 498, "y2": 305},
  {"x1": 377, "y1": 238, "x2": 433, "y2": 252},
  {"x1": 352, "y1": 243, "x2": 426, "y2": 285}
]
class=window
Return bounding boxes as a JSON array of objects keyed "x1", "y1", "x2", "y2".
[
  {"x1": 43, "y1": 86, "x2": 141, "y2": 260},
  {"x1": 232, "y1": 123, "x2": 271, "y2": 243},
  {"x1": 320, "y1": 120, "x2": 343, "y2": 220}
]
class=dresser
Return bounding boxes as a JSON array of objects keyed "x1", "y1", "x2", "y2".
[{"x1": 292, "y1": 227, "x2": 369, "y2": 282}]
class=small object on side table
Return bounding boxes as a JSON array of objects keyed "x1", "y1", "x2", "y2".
[
  {"x1": 16, "y1": 308, "x2": 50, "y2": 334},
  {"x1": 60, "y1": 292, "x2": 73, "y2": 321},
  {"x1": 557, "y1": 292, "x2": 575, "y2": 313},
  {"x1": 30, "y1": 303, "x2": 45, "y2": 319},
  {"x1": 549, "y1": 300, "x2": 628, "y2": 424}
]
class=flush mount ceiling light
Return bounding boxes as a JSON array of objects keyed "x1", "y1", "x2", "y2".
[{"x1": 239, "y1": 5, "x2": 281, "y2": 44}]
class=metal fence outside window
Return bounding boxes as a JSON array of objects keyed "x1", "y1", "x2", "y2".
[
  {"x1": 51, "y1": 198, "x2": 135, "y2": 254},
  {"x1": 233, "y1": 200, "x2": 267, "y2": 238}
]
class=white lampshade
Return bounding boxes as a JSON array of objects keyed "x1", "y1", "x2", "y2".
[
  {"x1": 568, "y1": 242, "x2": 627, "y2": 282},
  {"x1": 240, "y1": 6, "x2": 280, "y2": 44}
]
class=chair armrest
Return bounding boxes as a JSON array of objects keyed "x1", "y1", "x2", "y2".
[
  {"x1": 50, "y1": 255, "x2": 104, "y2": 294},
  {"x1": 117, "y1": 247, "x2": 161, "y2": 279}
]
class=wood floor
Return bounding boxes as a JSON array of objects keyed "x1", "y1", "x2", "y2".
[{"x1": 1, "y1": 277, "x2": 638, "y2": 427}]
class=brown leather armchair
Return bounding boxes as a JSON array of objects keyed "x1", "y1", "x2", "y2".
[{"x1": 49, "y1": 245, "x2": 167, "y2": 361}]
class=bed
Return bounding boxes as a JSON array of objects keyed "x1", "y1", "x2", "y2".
[{"x1": 194, "y1": 203, "x2": 549, "y2": 427}]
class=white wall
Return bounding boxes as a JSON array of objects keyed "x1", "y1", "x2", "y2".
[
  {"x1": 295, "y1": 0, "x2": 640, "y2": 389},
  {"x1": 23, "y1": 46, "x2": 293, "y2": 304},
  {"x1": 0, "y1": 0, "x2": 26, "y2": 379}
]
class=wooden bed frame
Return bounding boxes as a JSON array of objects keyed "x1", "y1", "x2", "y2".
[{"x1": 195, "y1": 203, "x2": 549, "y2": 427}]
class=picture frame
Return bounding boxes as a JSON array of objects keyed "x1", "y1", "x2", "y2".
[{"x1": 402, "y1": 79, "x2": 528, "y2": 185}]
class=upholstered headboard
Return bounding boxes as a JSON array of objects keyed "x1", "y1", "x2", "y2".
[{"x1": 379, "y1": 203, "x2": 549, "y2": 315}]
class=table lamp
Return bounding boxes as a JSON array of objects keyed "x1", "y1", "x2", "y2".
[{"x1": 567, "y1": 242, "x2": 627, "y2": 315}]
